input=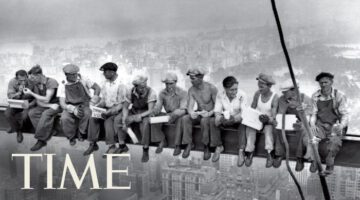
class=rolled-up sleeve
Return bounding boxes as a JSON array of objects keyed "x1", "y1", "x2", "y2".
[
  {"x1": 147, "y1": 89, "x2": 157, "y2": 103},
  {"x1": 337, "y1": 93, "x2": 349, "y2": 127}
]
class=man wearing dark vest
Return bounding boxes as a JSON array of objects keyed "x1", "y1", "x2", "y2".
[
  {"x1": 182, "y1": 67, "x2": 218, "y2": 160},
  {"x1": 307, "y1": 72, "x2": 349, "y2": 175},
  {"x1": 151, "y1": 72, "x2": 188, "y2": 155},
  {"x1": 58, "y1": 64, "x2": 101, "y2": 147},
  {"x1": 23, "y1": 65, "x2": 61, "y2": 151},
  {"x1": 87, "y1": 62, "x2": 128, "y2": 156},
  {"x1": 273, "y1": 80, "x2": 312, "y2": 171},
  {"x1": 5, "y1": 70, "x2": 35, "y2": 143},
  {"x1": 116, "y1": 75, "x2": 157, "y2": 163}
]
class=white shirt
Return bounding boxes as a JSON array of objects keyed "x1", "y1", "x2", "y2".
[
  {"x1": 257, "y1": 92, "x2": 275, "y2": 116},
  {"x1": 214, "y1": 88, "x2": 247, "y2": 116},
  {"x1": 100, "y1": 76, "x2": 127, "y2": 108}
]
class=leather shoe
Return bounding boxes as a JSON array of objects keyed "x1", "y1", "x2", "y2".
[
  {"x1": 212, "y1": 145, "x2": 224, "y2": 162},
  {"x1": 324, "y1": 165, "x2": 334, "y2": 175},
  {"x1": 83, "y1": 143, "x2": 99, "y2": 156},
  {"x1": 17, "y1": 131, "x2": 23, "y2": 143},
  {"x1": 266, "y1": 152, "x2": 274, "y2": 168},
  {"x1": 182, "y1": 143, "x2": 194, "y2": 159},
  {"x1": 69, "y1": 138, "x2": 76, "y2": 146},
  {"x1": 142, "y1": 148, "x2": 149, "y2": 163},
  {"x1": 272, "y1": 156, "x2": 283, "y2": 168},
  {"x1": 30, "y1": 140, "x2": 46, "y2": 151},
  {"x1": 295, "y1": 158, "x2": 304, "y2": 172},
  {"x1": 237, "y1": 150, "x2": 245, "y2": 167},
  {"x1": 203, "y1": 145, "x2": 211, "y2": 161},
  {"x1": 6, "y1": 127, "x2": 15, "y2": 134},
  {"x1": 173, "y1": 145, "x2": 181, "y2": 156},
  {"x1": 155, "y1": 139, "x2": 167, "y2": 154},
  {"x1": 116, "y1": 144, "x2": 129, "y2": 154},
  {"x1": 245, "y1": 152, "x2": 254, "y2": 167},
  {"x1": 309, "y1": 160, "x2": 318, "y2": 173},
  {"x1": 102, "y1": 145, "x2": 117, "y2": 158}
]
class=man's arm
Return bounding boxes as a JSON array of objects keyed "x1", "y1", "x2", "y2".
[
  {"x1": 337, "y1": 93, "x2": 349, "y2": 128},
  {"x1": 152, "y1": 93, "x2": 164, "y2": 116},
  {"x1": 269, "y1": 94, "x2": 279, "y2": 124},
  {"x1": 24, "y1": 88, "x2": 55, "y2": 103},
  {"x1": 187, "y1": 89, "x2": 196, "y2": 115},
  {"x1": 7, "y1": 79, "x2": 21, "y2": 99}
]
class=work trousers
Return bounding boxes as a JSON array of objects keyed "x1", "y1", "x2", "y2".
[
  {"x1": 245, "y1": 125, "x2": 274, "y2": 152},
  {"x1": 60, "y1": 106, "x2": 91, "y2": 140},
  {"x1": 28, "y1": 106, "x2": 62, "y2": 141},
  {"x1": 5, "y1": 107, "x2": 28, "y2": 132}
]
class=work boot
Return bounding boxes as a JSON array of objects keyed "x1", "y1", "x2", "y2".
[
  {"x1": 245, "y1": 152, "x2": 254, "y2": 167},
  {"x1": 102, "y1": 144, "x2": 117, "y2": 158},
  {"x1": 237, "y1": 150, "x2": 245, "y2": 167},
  {"x1": 30, "y1": 140, "x2": 46, "y2": 151},
  {"x1": 6, "y1": 127, "x2": 14, "y2": 134},
  {"x1": 173, "y1": 145, "x2": 181, "y2": 156},
  {"x1": 272, "y1": 156, "x2": 283, "y2": 168},
  {"x1": 116, "y1": 144, "x2": 129, "y2": 154},
  {"x1": 83, "y1": 142, "x2": 99, "y2": 156},
  {"x1": 69, "y1": 138, "x2": 76, "y2": 146},
  {"x1": 155, "y1": 139, "x2": 167, "y2": 154},
  {"x1": 77, "y1": 133, "x2": 85, "y2": 142},
  {"x1": 142, "y1": 147, "x2": 149, "y2": 163},
  {"x1": 324, "y1": 165, "x2": 334, "y2": 175},
  {"x1": 295, "y1": 158, "x2": 304, "y2": 172},
  {"x1": 203, "y1": 145, "x2": 211, "y2": 161},
  {"x1": 324, "y1": 152, "x2": 335, "y2": 175},
  {"x1": 266, "y1": 152, "x2": 274, "y2": 168},
  {"x1": 212, "y1": 145, "x2": 224, "y2": 162},
  {"x1": 309, "y1": 160, "x2": 318, "y2": 173},
  {"x1": 17, "y1": 131, "x2": 23, "y2": 143},
  {"x1": 182, "y1": 143, "x2": 194, "y2": 159}
]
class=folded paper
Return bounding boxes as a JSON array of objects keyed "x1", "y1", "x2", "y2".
[{"x1": 241, "y1": 107, "x2": 263, "y2": 131}]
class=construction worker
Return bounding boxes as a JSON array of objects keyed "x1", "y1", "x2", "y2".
[
  {"x1": 211, "y1": 76, "x2": 247, "y2": 163},
  {"x1": 151, "y1": 72, "x2": 188, "y2": 155},
  {"x1": 58, "y1": 64, "x2": 101, "y2": 147},
  {"x1": 272, "y1": 80, "x2": 312, "y2": 171},
  {"x1": 307, "y1": 72, "x2": 349, "y2": 175},
  {"x1": 86, "y1": 62, "x2": 127, "y2": 156},
  {"x1": 182, "y1": 67, "x2": 218, "y2": 160},
  {"x1": 24, "y1": 65, "x2": 61, "y2": 151},
  {"x1": 5, "y1": 70, "x2": 35, "y2": 143},
  {"x1": 116, "y1": 75, "x2": 157, "y2": 163},
  {"x1": 244, "y1": 73, "x2": 279, "y2": 168}
]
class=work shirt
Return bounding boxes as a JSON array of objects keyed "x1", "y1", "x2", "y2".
[
  {"x1": 7, "y1": 78, "x2": 34, "y2": 100},
  {"x1": 32, "y1": 76, "x2": 59, "y2": 103},
  {"x1": 154, "y1": 86, "x2": 187, "y2": 113},
  {"x1": 214, "y1": 88, "x2": 247, "y2": 116},
  {"x1": 99, "y1": 76, "x2": 127, "y2": 108}
]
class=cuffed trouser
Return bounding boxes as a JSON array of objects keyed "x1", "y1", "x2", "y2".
[
  {"x1": 150, "y1": 113, "x2": 185, "y2": 145},
  {"x1": 209, "y1": 119, "x2": 247, "y2": 149},
  {"x1": 116, "y1": 115, "x2": 152, "y2": 145},
  {"x1": 182, "y1": 115, "x2": 211, "y2": 146},
  {"x1": 245, "y1": 125, "x2": 274, "y2": 152},
  {"x1": 304, "y1": 125, "x2": 342, "y2": 161},
  {"x1": 61, "y1": 106, "x2": 91, "y2": 140},
  {"x1": 28, "y1": 106, "x2": 62, "y2": 141},
  {"x1": 88, "y1": 114, "x2": 118, "y2": 145},
  {"x1": 274, "y1": 129, "x2": 306, "y2": 158},
  {"x1": 5, "y1": 107, "x2": 28, "y2": 132}
]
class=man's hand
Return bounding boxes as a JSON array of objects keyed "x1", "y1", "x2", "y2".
[
  {"x1": 293, "y1": 121, "x2": 303, "y2": 130},
  {"x1": 66, "y1": 105, "x2": 76, "y2": 113},
  {"x1": 23, "y1": 88, "x2": 33, "y2": 95},
  {"x1": 190, "y1": 112, "x2": 199, "y2": 120},
  {"x1": 90, "y1": 95, "x2": 100, "y2": 105},
  {"x1": 310, "y1": 125, "x2": 320, "y2": 136},
  {"x1": 74, "y1": 105, "x2": 85, "y2": 118},
  {"x1": 49, "y1": 104, "x2": 59, "y2": 111},
  {"x1": 199, "y1": 111, "x2": 210, "y2": 118},
  {"x1": 223, "y1": 115, "x2": 235, "y2": 126},
  {"x1": 259, "y1": 114, "x2": 270, "y2": 124},
  {"x1": 332, "y1": 124, "x2": 343, "y2": 136},
  {"x1": 133, "y1": 114, "x2": 142, "y2": 122},
  {"x1": 215, "y1": 116, "x2": 224, "y2": 127}
]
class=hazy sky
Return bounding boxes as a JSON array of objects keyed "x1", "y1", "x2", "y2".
[{"x1": 0, "y1": 0, "x2": 359, "y2": 42}]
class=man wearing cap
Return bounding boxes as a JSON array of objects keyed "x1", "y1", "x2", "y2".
[
  {"x1": 58, "y1": 64, "x2": 101, "y2": 147},
  {"x1": 244, "y1": 73, "x2": 279, "y2": 168},
  {"x1": 210, "y1": 76, "x2": 247, "y2": 164},
  {"x1": 5, "y1": 69, "x2": 35, "y2": 143},
  {"x1": 23, "y1": 65, "x2": 61, "y2": 151},
  {"x1": 86, "y1": 62, "x2": 128, "y2": 156},
  {"x1": 151, "y1": 72, "x2": 188, "y2": 155},
  {"x1": 182, "y1": 67, "x2": 218, "y2": 160},
  {"x1": 272, "y1": 79, "x2": 312, "y2": 171},
  {"x1": 115, "y1": 74, "x2": 157, "y2": 162},
  {"x1": 306, "y1": 72, "x2": 349, "y2": 175}
]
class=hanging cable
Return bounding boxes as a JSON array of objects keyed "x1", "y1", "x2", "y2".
[
  {"x1": 281, "y1": 113, "x2": 305, "y2": 200},
  {"x1": 270, "y1": 0, "x2": 331, "y2": 199}
]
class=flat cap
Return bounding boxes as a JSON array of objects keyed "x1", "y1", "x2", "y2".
[
  {"x1": 99, "y1": 62, "x2": 118, "y2": 72},
  {"x1": 132, "y1": 75, "x2": 148, "y2": 86},
  {"x1": 63, "y1": 64, "x2": 79, "y2": 74},
  {"x1": 186, "y1": 67, "x2": 206, "y2": 76},
  {"x1": 256, "y1": 73, "x2": 276, "y2": 85},
  {"x1": 162, "y1": 72, "x2": 178, "y2": 83},
  {"x1": 279, "y1": 79, "x2": 298, "y2": 92},
  {"x1": 315, "y1": 72, "x2": 334, "y2": 82}
]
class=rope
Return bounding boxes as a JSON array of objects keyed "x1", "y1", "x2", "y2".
[
  {"x1": 270, "y1": 0, "x2": 331, "y2": 199},
  {"x1": 281, "y1": 113, "x2": 305, "y2": 200}
]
